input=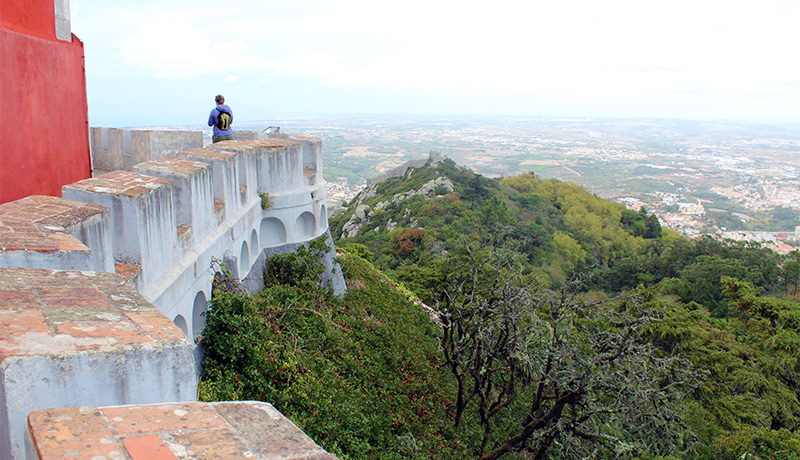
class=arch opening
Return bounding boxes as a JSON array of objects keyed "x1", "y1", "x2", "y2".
[
  {"x1": 296, "y1": 212, "x2": 315, "y2": 238},
  {"x1": 250, "y1": 229, "x2": 259, "y2": 257},
  {"x1": 260, "y1": 217, "x2": 287, "y2": 246},
  {"x1": 192, "y1": 291, "x2": 208, "y2": 341},
  {"x1": 320, "y1": 205, "x2": 328, "y2": 230},
  {"x1": 240, "y1": 241, "x2": 250, "y2": 276},
  {"x1": 173, "y1": 315, "x2": 188, "y2": 338}
]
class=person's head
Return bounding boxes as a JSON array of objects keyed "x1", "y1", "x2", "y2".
[{"x1": 215, "y1": 95, "x2": 225, "y2": 105}]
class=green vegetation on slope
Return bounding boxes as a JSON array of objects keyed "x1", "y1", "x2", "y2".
[
  {"x1": 199, "y1": 241, "x2": 467, "y2": 459},
  {"x1": 200, "y1": 240, "x2": 697, "y2": 459},
  {"x1": 200, "y1": 160, "x2": 800, "y2": 459},
  {"x1": 331, "y1": 158, "x2": 667, "y2": 291},
  {"x1": 327, "y1": 161, "x2": 800, "y2": 458}
]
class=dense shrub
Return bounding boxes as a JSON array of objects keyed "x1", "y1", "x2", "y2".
[{"x1": 200, "y1": 247, "x2": 471, "y2": 459}]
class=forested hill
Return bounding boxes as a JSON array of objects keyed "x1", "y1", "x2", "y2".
[
  {"x1": 326, "y1": 157, "x2": 800, "y2": 458},
  {"x1": 199, "y1": 157, "x2": 800, "y2": 460},
  {"x1": 330, "y1": 157, "x2": 666, "y2": 290},
  {"x1": 331, "y1": 157, "x2": 790, "y2": 303}
]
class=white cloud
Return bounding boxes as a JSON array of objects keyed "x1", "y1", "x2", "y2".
[
  {"x1": 120, "y1": 17, "x2": 268, "y2": 78},
  {"x1": 224, "y1": 75, "x2": 240, "y2": 83}
]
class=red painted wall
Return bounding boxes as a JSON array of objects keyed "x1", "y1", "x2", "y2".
[
  {"x1": 0, "y1": 2, "x2": 91, "y2": 203},
  {"x1": 0, "y1": 0, "x2": 55, "y2": 40}
]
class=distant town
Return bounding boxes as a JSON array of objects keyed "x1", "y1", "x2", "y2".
[{"x1": 214, "y1": 116, "x2": 800, "y2": 253}]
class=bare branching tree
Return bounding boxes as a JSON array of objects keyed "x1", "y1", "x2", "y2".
[
  {"x1": 437, "y1": 242, "x2": 537, "y2": 451},
  {"x1": 434, "y1": 245, "x2": 701, "y2": 460}
]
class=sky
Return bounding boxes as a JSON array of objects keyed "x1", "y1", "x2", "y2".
[{"x1": 70, "y1": 0, "x2": 800, "y2": 127}]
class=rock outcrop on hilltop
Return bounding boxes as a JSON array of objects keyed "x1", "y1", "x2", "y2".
[{"x1": 342, "y1": 176, "x2": 455, "y2": 238}]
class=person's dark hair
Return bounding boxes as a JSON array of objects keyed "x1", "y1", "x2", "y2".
[{"x1": 215, "y1": 95, "x2": 225, "y2": 104}]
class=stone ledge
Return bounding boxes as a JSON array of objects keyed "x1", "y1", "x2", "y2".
[
  {"x1": 134, "y1": 157, "x2": 211, "y2": 178},
  {"x1": 0, "y1": 196, "x2": 104, "y2": 253},
  {"x1": 179, "y1": 147, "x2": 238, "y2": 161},
  {"x1": 66, "y1": 170, "x2": 171, "y2": 197},
  {"x1": 0, "y1": 267, "x2": 185, "y2": 361},
  {"x1": 28, "y1": 401, "x2": 339, "y2": 460},
  {"x1": 208, "y1": 139, "x2": 301, "y2": 152}
]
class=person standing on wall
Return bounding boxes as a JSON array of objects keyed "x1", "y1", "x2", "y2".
[{"x1": 208, "y1": 94, "x2": 234, "y2": 143}]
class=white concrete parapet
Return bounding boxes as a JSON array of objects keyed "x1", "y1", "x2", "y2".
[
  {"x1": 133, "y1": 158, "x2": 216, "y2": 250},
  {"x1": 1, "y1": 136, "x2": 341, "y2": 372},
  {"x1": 0, "y1": 135, "x2": 343, "y2": 459},
  {"x1": 0, "y1": 267, "x2": 195, "y2": 460},
  {"x1": 179, "y1": 147, "x2": 244, "y2": 219},
  {"x1": 67, "y1": 137, "x2": 336, "y2": 359},
  {"x1": 62, "y1": 171, "x2": 178, "y2": 290},
  {"x1": 90, "y1": 127, "x2": 203, "y2": 174},
  {"x1": 0, "y1": 195, "x2": 114, "y2": 272}
]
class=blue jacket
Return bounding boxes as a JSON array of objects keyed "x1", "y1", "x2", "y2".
[{"x1": 208, "y1": 105, "x2": 233, "y2": 136}]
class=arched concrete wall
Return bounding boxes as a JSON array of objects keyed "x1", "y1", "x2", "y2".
[{"x1": 1, "y1": 138, "x2": 348, "y2": 382}]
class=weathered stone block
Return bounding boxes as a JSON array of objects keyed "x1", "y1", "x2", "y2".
[
  {"x1": 207, "y1": 140, "x2": 263, "y2": 206},
  {"x1": 134, "y1": 158, "x2": 215, "y2": 250},
  {"x1": 180, "y1": 147, "x2": 242, "y2": 217},
  {"x1": 0, "y1": 268, "x2": 195, "y2": 460},
  {"x1": 90, "y1": 128, "x2": 203, "y2": 173},
  {"x1": 0, "y1": 196, "x2": 113, "y2": 272}
]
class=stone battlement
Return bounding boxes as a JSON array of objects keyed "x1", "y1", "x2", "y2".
[
  {"x1": 90, "y1": 128, "x2": 204, "y2": 174},
  {"x1": 0, "y1": 134, "x2": 343, "y2": 460},
  {"x1": 3, "y1": 136, "x2": 341, "y2": 340},
  {"x1": 89, "y1": 127, "x2": 286, "y2": 175},
  {"x1": 2, "y1": 133, "x2": 339, "y2": 318}
]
